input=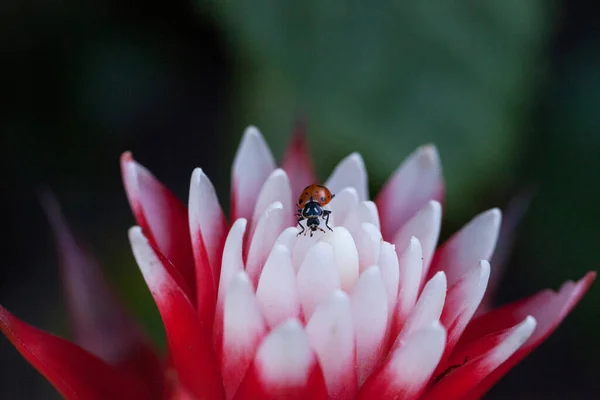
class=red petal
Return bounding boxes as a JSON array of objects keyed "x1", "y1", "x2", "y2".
[
  {"x1": 189, "y1": 169, "x2": 227, "y2": 324},
  {"x1": 234, "y1": 320, "x2": 327, "y2": 400},
  {"x1": 40, "y1": 191, "x2": 164, "y2": 393},
  {"x1": 129, "y1": 227, "x2": 224, "y2": 400},
  {"x1": 0, "y1": 306, "x2": 153, "y2": 400},
  {"x1": 424, "y1": 316, "x2": 536, "y2": 400},
  {"x1": 457, "y1": 272, "x2": 596, "y2": 398},
  {"x1": 438, "y1": 261, "x2": 490, "y2": 362},
  {"x1": 478, "y1": 190, "x2": 534, "y2": 314},
  {"x1": 281, "y1": 118, "x2": 317, "y2": 197},
  {"x1": 359, "y1": 322, "x2": 447, "y2": 400},
  {"x1": 121, "y1": 152, "x2": 196, "y2": 300}
]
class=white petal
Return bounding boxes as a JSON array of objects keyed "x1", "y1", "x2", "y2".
[
  {"x1": 291, "y1": 229, "x2": 327, "y2": 271},
  {"x1": 376, "y1": 145, "x2": 443, "y2": 240},
  {"x1": 363, "y1": 322, "x2": 446, "y2": 398},
  {"x1": 328, "y1": 187, "x2": 359, "y2": 226},
  {"x1": 231, "y1": 126, "x2": 276, "y2": 221},
  {"x1": 343, "y1": 201, "x2": 381, "y2": 233},
  {"x1": 306, "y1": 291, "x2": 357, "y2": 399},
  {"x1": 441, "y1": 260, "x2": 490, "y2": 353},
  {"x1": 392, "y1": 200, "x2": 441, "y2": 286},
  {"x1": 254, "y1": 319, "x2": 315, "y2": 387},
  {"x1": 250, "y1": 169, "x2": 293, "y2": 238},
  {"x1": 352, "y1": 223, "x2": 382, "y2": 273},
  {"x1": 128, "y1": 226, "x2": 169, "y2": 289},
  {"x1": 297, "y1": 242, "x2": 341, "y2": 320},
  {"x1": 325, "y1": 153, "x2": 369, "y2": 201},
  {"x1": 424, "y1": 317, "x2": 536, "y2": 399},
  {"x1": 246, "y1": 202, "x2": 286, "y2": 286},
  {"x1": 485, "y1": 316, "x2": 536, "y2": 367},
  {"x1": 430, "y1": 208, "x2": 501, "y2": 286},
  {"x1": 351, "y1": 266, "x2": 388, "y2": 385},
  {"x1": 256, "y1": 245, "x2": 301, "y2": 328},
  {"x1": 217, "y1": 219, "x2": 247, "y2": 319},
  {"x1": 378, "y1": 241, "x2": 400, "y2": 321},
  {"x1": 274, "y1": 227, "x2": 298, "y2": 252},
  {"x1": 189, "y1": 168, "x2": 227, "y2": 284},
  {"x1": 222, "y1": 272, "x2": 267, "y2": 399},
  {"x1": 395, "y1": 237, "x2": 424, "y2": 325},
  {"x1": 318, "y1": 227, "x2": 359, "y2": 292},
  {"x1": 396, "y1": 272, "x2": 447, "y2": 345}
]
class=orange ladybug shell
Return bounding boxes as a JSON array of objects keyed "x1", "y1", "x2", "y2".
[{"x1": 297, "y1": 184, "x2": 334, "y2": 208}]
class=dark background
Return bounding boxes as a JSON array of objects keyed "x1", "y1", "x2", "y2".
[{"x1": 1, "y1": 1, "x2": 598, "y2": 398}]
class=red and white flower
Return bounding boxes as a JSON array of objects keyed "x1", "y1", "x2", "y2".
[{"x1": 1, "y1": 125, "x2": 595, "y2": 400}]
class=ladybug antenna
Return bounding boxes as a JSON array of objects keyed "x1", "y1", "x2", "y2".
[{"x1": 331, "y1": 194, "x2": 335, "y2": 199}]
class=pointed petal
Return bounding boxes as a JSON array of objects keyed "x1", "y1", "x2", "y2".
[
  {"x1": 378, "y1": 241, "x2": 400, "y2": 323},
  {"x1": 256, "y1": 245, "x2": 301, "y2": 328},
  {"x1": 428, "y1": 209, "x2": 501, "y2": 286},
  {"x1": 395, "y1": 272, "x2": 447, "y2": 345},
  {"x1": 351, "y1": 266, "x2": 388, "y2": 385},
  {"x1": 250, "y1": 169, "x2": 293, "y2": 238},
  {"x1": 222, "y1": 272, "x2": 267, "y2": 399},
  {"x1": 121, "y1": 152, "x2": 195, "y2": 297},
  {"x1": 274, "y1": 227, "x2": 298, "y2": 252},
  {"x1": 479, "y1": 191, "x2": 533, "y2": 314},
  {"x1": 306, "y1": 291, "x2": 357, "y2": 400},
  {"x1": 440, "y1": 261, "x2": 490, "y2": 359},
  {"x1": 458, "y1": 272, "x2": 595, "y2": 399},
  {"x1": 376, "y1": 145, "x2": 444, "y2": 240},
  {"x1": 325, "y1": 153, "x2": 369, "y2": 201},
  {"x1": 234, "y1": 320, "x2": 328, "y2": 400},
  {"x1": 291, "y1": 231, "x2": 317, "y2": 271},
  {"x1": 231, "y1": 126, "x2": 277, "y2": 222},
  {"x1": 282, "y1": 120, "x2": 317, "y2": 198},
  {"x1": 297, "y1": 242, "x2": 341, "y2": 320},
  {"x1": 189, "y1": 168, "x2": 227, "y2": 287},
  {"x1": 0, "y1": 306, "x2": 154, "y2": 400},
  {"x1": 425, "y1": 317, "x2": 536, "y2": 400},
  {"x1": 393, "y1": 237, "x2": 424, "y2": 335},
  {"x1": 246, "y1": 202, "x2": 286, "y2": 287},
  {"x1": 319, "y1": 227, "x2": 360, "y2": 292},
  {"x1": 215, "y1": 219, "x2": 247, "y2": 349},
  {"x1": 352, "y1": 223, "x2": 382, "y2": 274},
  {"x1": 329, "y1": 187, "x2": 360, "y2": 226},
  {"x1": 40, "y1": 193, "x2": 164, "y2": 392},
  {"x1": 129, "y1": 227, "x2": 223, "y2": 399},
  {"x1": 359, "y1": 322, "x2": 446, "y2": 400},
  {"x1": 343, "y1": 201, "x2": 381, "y2": 233},
  {"x1": 392, "y1": 200, "x2": 441, "y2": 286}
]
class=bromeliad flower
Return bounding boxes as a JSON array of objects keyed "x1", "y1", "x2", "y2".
[{"x1": 0, "y1": 125, "x2": 595, "y2": 400}]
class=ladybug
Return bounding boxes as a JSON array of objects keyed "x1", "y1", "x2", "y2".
[{"x1": 295, "y1": 184, "x2": 335, "y2": 237}]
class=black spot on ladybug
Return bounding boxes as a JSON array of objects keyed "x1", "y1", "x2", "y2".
[
  {"x1": 304, "y1": 192, "x2": 308, "y2": 195},
  {"x1": 299, "y1": 199, "x2": 303, "y2": 204},
  {"x1": 320, "y1": 196, "x2": 325, "y2": 202}
]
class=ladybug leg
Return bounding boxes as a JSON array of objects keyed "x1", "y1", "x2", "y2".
[
  {"x1": 296, "y1": 216, "x2": 306, "y2": 237},
  {"x1": 322, "y1": 210, "x2": 333, "y2": 232}
]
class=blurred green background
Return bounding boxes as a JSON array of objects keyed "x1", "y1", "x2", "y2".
[{"x1": 1, "y1": 0, "x2": 598, "y2": 398}]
